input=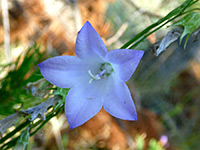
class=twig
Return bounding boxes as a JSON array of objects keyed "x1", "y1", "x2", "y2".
[
  {"x1": 1, "y1": 0, "x2": 11, "y2": 62},
  {"x1": 126, "y1": 0, "x2": 162, "y2": 18},
  {"x1": 106, "y1": 22, "x2": 129, "y2": 46},
  {"x1": 50, "y1": 117, "x2": 65, "y2": 150},
  {"x1": 72, "y1": 0, "x2": 82, "y2": 32}
]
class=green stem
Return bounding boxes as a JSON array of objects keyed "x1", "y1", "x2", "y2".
[
  {"x1": 30, "y1": 105, "x2": 63, "y2": 136},
  {"x1": 0, "y1": 119, "x2": 30, "y2": 144},
  {"x1": 1, "y1": 137, "x2": 18, "y2": 150},
  {"x1": 130, "y1": 7, "x2": 200, "y2": 49},
  {"x1": 183, "y1": 8, "x2": 200, "y2": 14},
  {"x1": 0, "y1": 101, "x2": 64, "y2": 149},
  {"x1": 129, "y1": 14, "x2": 182, "y2": 49},
  {"x1": 120, "y1": 0, "x2": 198, "y2": 49}
]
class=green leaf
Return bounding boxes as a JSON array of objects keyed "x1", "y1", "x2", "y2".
[
  {"x1": 173, "y1": 12, "x2": 200, "y2": 48},
  {"x1": 22, "y1": 96, "x2": 60, "y2": 121},
  {"x1": 0, "y1": 44, "x2": 45, "y2": 115},
  {"x1": 53, "y1": 87, "x2": 70, "y2": 101}
]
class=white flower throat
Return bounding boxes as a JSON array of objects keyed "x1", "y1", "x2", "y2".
[{"x1": 88, "y1": 63, "x2": 113, "y2": 83}]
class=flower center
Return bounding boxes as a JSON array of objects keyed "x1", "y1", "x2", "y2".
[{"x1": 88, "y1": 63, "x2": 113, "y2": 83}]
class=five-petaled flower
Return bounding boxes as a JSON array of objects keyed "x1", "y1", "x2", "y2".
[{"x1": 38, "y1": 21, "x2": 144, "y2": 129}]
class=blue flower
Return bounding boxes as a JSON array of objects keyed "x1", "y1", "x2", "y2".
[{"x1": 38, "y1": 21, "x2": 144, "y2": 129}]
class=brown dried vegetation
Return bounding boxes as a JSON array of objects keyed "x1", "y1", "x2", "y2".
[{"x1": 0, "y1": 0, "x2": 164, "y2": 149}]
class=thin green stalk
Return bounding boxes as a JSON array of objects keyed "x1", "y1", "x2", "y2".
[
  {"x1": 30, "y1": 105, "x2": 63, "y2": 136},
  {"x1": 129, "y1": 14, "x2": 182, "y2": 49},
  {"x1": 0, "y1": 101, "x2": 64, "y2": 149},
  {"x1": 130, "y1": 7, "x2": 200, "y2": 49},
  {"x1": 183, "y1": 8, "x2": 200, "y2": 14},
  {"x1": 1, "y1": 137, "x2": 18, "y2": 150},
  {"x1": 0, "y1": 119, "x2": 30, "y2": 144},
  {"x1": 120, "y1": 0, "x2": 198, "y2": 49}
]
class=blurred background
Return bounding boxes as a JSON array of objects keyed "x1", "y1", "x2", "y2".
[{"x1": 0, "y1": 0, "x2": 200, "y2": 149}]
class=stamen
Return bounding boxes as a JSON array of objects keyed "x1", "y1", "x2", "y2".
[
  {"x1": 88, "y1": 70, "x2": 101, "y2": 80},
  {"x1": 88, "y1": 70, "x2": 106, "y2": 83},
  {"x1": 88, "y1": 63, "x2": 113, "y2": 84}
]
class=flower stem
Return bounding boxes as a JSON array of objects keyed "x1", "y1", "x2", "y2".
[
  {"x1": 120, "y1": 0, "x2": 198, "y2": 49},
  {"x1": 0, "y1": 98, "x2": 64, "y2": 149}
]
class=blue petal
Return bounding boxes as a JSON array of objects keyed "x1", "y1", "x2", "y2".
[
  {"x1": 106, "y1": 49, "x2": 144, "y2": 81},
  {"x1": 38, "y1": 56, "x2": 87, "y2": 88},
  {"x1": 103, "y1": 74, "x2": 137, "y2": 120},
  {"x1": 75, "y1": 21, "x2": 107, "y2": 60},
  {"x1": 65, "y1": 78, "x2": 107, "y2": 129}
]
